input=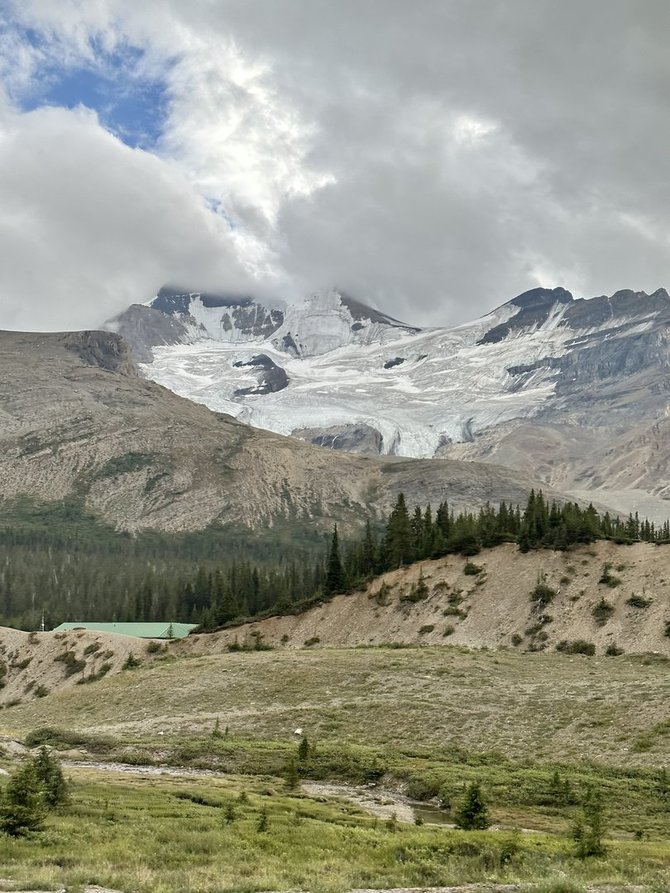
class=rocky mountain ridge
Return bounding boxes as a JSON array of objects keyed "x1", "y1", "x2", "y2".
[
  {"x1": 0, "y1": 328, "x2": 561, "y2": 534},
  {"x1": 108, "y1": 285, "x2": 670, "y2": 520}
]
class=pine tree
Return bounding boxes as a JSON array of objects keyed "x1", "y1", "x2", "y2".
[
  {"x1": 325, "y1": 526, "x2": 346, "y2": 595},
  {"x1": 454, "y1": 781, "x2": 490, "y2": 830},
  {"x1": 0, "y1": 761, "x2": 46, "y2": 836},
  {"x1": 256, "y1": 808, "x2": 269, "y2": 832},
  {"x1": 360, "y1": 521, "x2": 377, "y2": 577},
  {"x1": 285, "y1": 758, "x2": 300, "y2": 790},
  {"x1": 573, "y1": 788, "x2": 606, "y2": 857},
  {"x1": 383, "y1": 494, "x2": 414, "y2": 567},
  {"x1": 33, "y1": 747, "x2": 68, "y2": 808}
]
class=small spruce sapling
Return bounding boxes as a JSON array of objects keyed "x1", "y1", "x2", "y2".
[
  {"x1": 256, "y1": 808, "x2": 269, "y2": 832},
  {"x1": 33, "y1": 747, "x2": 68, "y2": 807},
  {"x1": 572, "y1": 788, "x2": 607, "y2": 857},
  {"x1": 454, "y1": 781, "x2": 490, "y2": 830},
  {"x1": 285, "y1": 758, "x2": 300, "y2": 790},
  {"x1": 0, "y1": 761, "x2": 46, "y2": 836}
]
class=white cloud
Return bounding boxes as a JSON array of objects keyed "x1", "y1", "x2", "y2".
[
  {"x1": 0, "y1": 103, "x2": 257, "y2": 330},
  {"x1": 3, "y1": 0, "x2": 670, "y2": 329}
]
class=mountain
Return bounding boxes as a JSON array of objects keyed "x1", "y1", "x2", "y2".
[
  {"x1": 108, "y1": 285, "x2": 670, "y2": 520},
  {"x1": 0, "y1": 328, "x2": 560, "y2": 534}
]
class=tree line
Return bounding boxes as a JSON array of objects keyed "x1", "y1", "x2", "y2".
[
  {"x1": 321, "y1": 489, "x2": 670, "y2": 600},
  {"x1": 0, "y1": 490, "x2": 668, "y2": 632}
]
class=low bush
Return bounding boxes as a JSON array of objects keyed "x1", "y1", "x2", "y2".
[
  {"x1": 463, "y1": 561, "x2": 483, "y2": 576},
  {"x1": 556, "y1": 639, "x2": 596, "y2": 656},
  {"x1": 530, "y1": 576, "x2": 557, "y2": 607},
  {"x1": 54, "y1": 650, "x2": 86, "y2": 677},
  {"x1": 599, "y1": 564, "x2": 621, "y2": 588},
  {"x1": 592, "y1": 598, "x2": 614, "y2": 625},
  {"x1": 626, "y1": 593, "x2": 652, "y2": 608}
]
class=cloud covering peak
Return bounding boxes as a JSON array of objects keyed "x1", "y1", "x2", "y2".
[{"x1": 1, "y1": 0, "x2": 670, "y2": 329}]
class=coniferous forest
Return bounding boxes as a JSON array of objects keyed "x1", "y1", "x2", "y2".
[{"x1": 0, "y1": 491, "x2": 668, "y2": 632}]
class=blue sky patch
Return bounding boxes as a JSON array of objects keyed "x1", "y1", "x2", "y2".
[{"x1": 10, "y1": 25, "x2": 170, "y2": 149}]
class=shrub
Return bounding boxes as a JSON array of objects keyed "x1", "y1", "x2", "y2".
[
  {"x1": 665, "y1": 620, "x2": 670, "y2": 638},
  {"x1": 626, "y1": 593, "x2": 652, "y2": 608},
  {"x1": 556, "y1": 640, "x2": 596, "y2": 656},
  {"x1": 83, "y1": 642, "x2": 100, "y2": 656},
  {"x1": 35, "y1": 685, "x2": 49, "y2": 698},
  {"x1": 303, "y1": 637, "x2": 320, "y2": 648},
  {"x1": 530, "y1": 575, "x2": 557, "y2": 607},
  {"x1": 372, "y1": 582, "x2": 392, "y2": 605},
  {"x1": 599, "y1": 564, "x2": 621, "y2": 588},
  {"x1": 463, "y1": 562, "x2": 483, "y2": 576},
  {"x1": 405, "y1": 777, "x2": 440, "y2": 801},
  {"x1": 54, "y1": 650, "x2": 86, "y2": 677},
  {"x1": 605, "y1": 642, "x2": 624, "y2": 656},
  {"x1": 76, "y1": 662, "x2": 112, "y2": 684},
  {"x1": 401, "y1": 581, "x2": 429, "y2": 603},
  {"x1": 24, "y1": 727, "x2": 114, "y2": 753},
  {"x1": 146, "y1": 640, "x2": 164, "y2": 654},
  {"x1": 443, "y1": 625, "x2": 455, "y2": 637},
  {"x1": 592, "y1": 598, "x2": 614, "y2": 625},
  {"x1": 418, "y1": 624, "x2": 435, "y2": 635},
  {"x1": 122, "y1": 653, "x2": 142, "y2": 670},
  {"x1": 544, "y1": 769, "x2": 576, "y2": 806}
]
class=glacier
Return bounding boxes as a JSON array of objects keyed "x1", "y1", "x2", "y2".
[{"x1": 120, "y1": 286, "x2": 662, "y2": 459}]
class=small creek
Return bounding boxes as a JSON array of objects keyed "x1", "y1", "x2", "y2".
[
  {"x1": 302, "y1": 781, "x2": 453, "y2": 825},
  {"x1": 64, "y1": 761, "x2": 451, "y2": 825}
]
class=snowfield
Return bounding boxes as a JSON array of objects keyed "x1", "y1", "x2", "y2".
[{"x1": 139, "y1": 289, "x2": 657, "y2": 458}]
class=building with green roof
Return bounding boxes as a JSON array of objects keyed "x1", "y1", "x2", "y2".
[{"x1": 52, "y1": 622, "x2": 197, "y2": 639}]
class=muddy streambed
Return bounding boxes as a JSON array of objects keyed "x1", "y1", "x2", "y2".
[{"x1": 64, "y1": 760, "x2": 451, "y2": 825}]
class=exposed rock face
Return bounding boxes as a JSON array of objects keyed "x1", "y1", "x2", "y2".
[
  {"x1": 232, "y1": 355, "x2": 289, "y2": 396},
  {"x1": 292, "y1": 423, "x2": 384, "y2": 455},
  {"x1": 105, "y1": 304, "x2": 188, "y2": 363},
  {"x1": 111, "y1": 284, "x2": 670, "y2": 519},
  {"x1": 0, "y1": 329, "x2": 561, "y2": 533}
]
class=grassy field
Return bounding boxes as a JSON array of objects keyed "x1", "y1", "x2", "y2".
[
  {"x1": 0, "y1": 767, "x2": 668, "y2": 893},
  {"x1": 2, "y1": 646, "x2": 669, "y2": 766},
  {"x1": 1, "y1": 645, "x2": 669, "y2": 891}
]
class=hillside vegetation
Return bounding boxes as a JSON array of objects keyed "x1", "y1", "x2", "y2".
[{"x1": 203, "y1": 539, "x2": 670, "y2": 656}]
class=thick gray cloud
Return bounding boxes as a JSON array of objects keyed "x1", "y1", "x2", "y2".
[
  {"x1": 2, "y1": 0, "x2": 670, "y2": 328},
  {"x1": 0, "y1": 103, "x2": 258, "y2": 330}
]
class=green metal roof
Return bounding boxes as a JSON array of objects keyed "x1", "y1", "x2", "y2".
[{"x1": 52, "y1": 622, "x2": 198, "y2": 639}]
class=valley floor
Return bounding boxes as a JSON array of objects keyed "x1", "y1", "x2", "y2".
[
  {"x1": 1, "y1": 539, "x2": 669, "y2": 892},
  {"x1": 0, "y1": 638, "x2": 669, "y2": 892}
]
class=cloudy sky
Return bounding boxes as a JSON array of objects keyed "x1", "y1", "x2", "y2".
[{"x1": 0, "y1": 0, "x2": 669, "y2": 330}]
